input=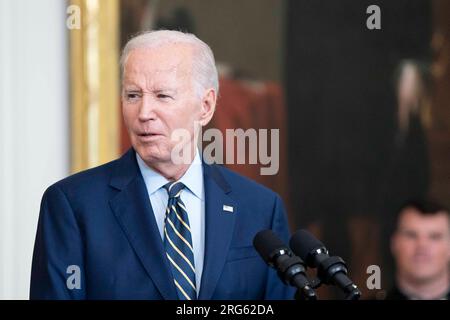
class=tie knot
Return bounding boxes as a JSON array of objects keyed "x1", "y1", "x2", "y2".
[{"x1": 164, "y1": 181, "x2": 185, "y2": 198}]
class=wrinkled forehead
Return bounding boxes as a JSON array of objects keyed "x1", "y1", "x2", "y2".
[{"x1": 123, "y1": 44, "x2": 194, "y2": 84}]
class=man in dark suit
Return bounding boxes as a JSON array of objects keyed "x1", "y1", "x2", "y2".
[{"x1": 30, "y1": 30, "x2": 293, "y2": 300}]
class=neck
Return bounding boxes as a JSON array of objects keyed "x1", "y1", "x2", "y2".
[{"x1": 397, "y1": 271, "x2": 450, "y2": 300}]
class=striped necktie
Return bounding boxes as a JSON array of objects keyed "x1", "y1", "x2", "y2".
[{"x1": 163, "y1": 181, "x2": 197, "y2": 300}]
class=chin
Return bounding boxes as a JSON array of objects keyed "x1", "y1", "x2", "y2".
[
  {"x1": 135, "y1": 144, "x2": 170, "y2": 164},
  {"x1": 407, "y1": 269, "x2": 439, "y2": 282}
]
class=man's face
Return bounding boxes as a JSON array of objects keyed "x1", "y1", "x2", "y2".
[
  {"x1": 391, "y1": 208, "x2": 450, "y2": 283},
  {"x1": 122, "y1": 44, "x2": 214, "y2": 166}
]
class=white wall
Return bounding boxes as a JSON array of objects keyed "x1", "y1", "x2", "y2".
[{"x1": 0, "y1": 0, "x2": 69, "y2": 299}]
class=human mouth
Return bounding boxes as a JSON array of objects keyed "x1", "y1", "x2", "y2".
[
  {"x1": 412, "y1": 254, "x2": 431, "y2": 263},
  {"x1": 137, "y1": 132, "x2": 163, "y2": 142}
]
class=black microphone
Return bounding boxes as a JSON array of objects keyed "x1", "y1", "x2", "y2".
[
  {"x1": 289, "y1": 229, "x2": 361, "y2": 300},
  {"x1": 253, "y1": 230, "x2": 317, "y2": 300}
]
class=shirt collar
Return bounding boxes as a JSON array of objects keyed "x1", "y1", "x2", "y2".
[{"x1": 136, "y1": 150, "x2": 204, "y2": 200}]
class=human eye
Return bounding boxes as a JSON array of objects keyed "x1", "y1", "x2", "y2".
[
  {"x1": 124, "y1": 90, "x2": 141, "y2": 101},
  {"x1": 429, "y1": 232, "x2": 444, "y2": 241},
  {"x1": 155, "y1": 89, "x2": 175, "y2": 101},
  {"x1": 157, "y1": 93, "x2": 173, "y2": 100},
  {"x1": 401, "y1": 230, "x2": 417, "y2": 240}
]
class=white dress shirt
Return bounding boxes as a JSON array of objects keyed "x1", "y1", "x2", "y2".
[{"x1": 136, "y1": 150, "x2": 205, "y2": 293}]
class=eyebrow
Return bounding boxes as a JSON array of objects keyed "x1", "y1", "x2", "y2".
[
  {"x1": 122, "y1": 81, "x2": 178, "y2": 93},
  {"x1": 123, "y1": 88, "x2": 142, "y2": 95},
  {"x1": 154, "y1": 88, "x2": 177, "y2": 94}
]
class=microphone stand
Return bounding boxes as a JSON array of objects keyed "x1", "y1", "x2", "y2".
[{"x1": 297, "y1": 256, "x2": 362, "y2": 300}]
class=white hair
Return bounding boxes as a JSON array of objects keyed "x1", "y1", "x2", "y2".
[{"x1": 120, "y1": 30, "x2": 219, "y2": 97}]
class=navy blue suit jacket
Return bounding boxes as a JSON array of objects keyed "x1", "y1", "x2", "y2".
[{"x1": 30, "y1": 149, "x2": 294, "y2": 299}]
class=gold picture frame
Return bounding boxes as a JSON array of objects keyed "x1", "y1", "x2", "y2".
[{"x1": 69, "y1": 0, "x2": 120, "y2": 173}]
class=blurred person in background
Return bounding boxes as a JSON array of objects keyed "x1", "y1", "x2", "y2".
[
  {"x1": 387, "y1": 199, "x2": 450, "y2": 300},
  {"x1": 378, "y1": 60, "x2": 433, "y2": 288},
  {"x1": 386, "y1": 60, "x2": 432, "y2": 221}
]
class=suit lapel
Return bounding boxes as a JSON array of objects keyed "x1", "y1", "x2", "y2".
[
  {"x1": 198, "y1": 164, "x2": 237, "y2": 300},
  {"x1": 108, "y1": 150, "x2": 237, "y2": 300},
  {"x1": 109, "y1": 149, "x2": 177, "y2": 300}
]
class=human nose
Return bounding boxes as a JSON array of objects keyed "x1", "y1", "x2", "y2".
[
  {"x1": 138, "y1": 94, "x2": 157, "y2": 122},
  {"x1": 415, "y1": 235, "x2": 430, "y2": 252}
]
